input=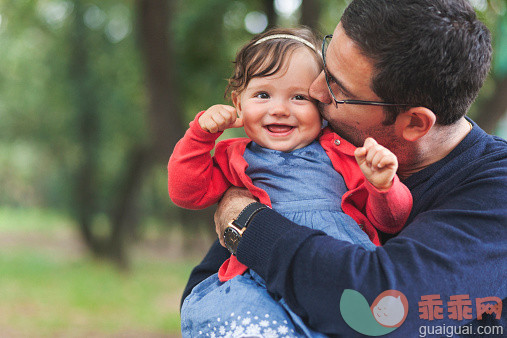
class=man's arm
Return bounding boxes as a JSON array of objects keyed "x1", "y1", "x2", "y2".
[
  {"x1": 214, "y1": 187, "x2": 257, "y2": 247},
  {"x1": 221, "y1": 162, "x2": 507, "y2": 335}
]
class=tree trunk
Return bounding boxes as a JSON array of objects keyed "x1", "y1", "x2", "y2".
[
  {"x1": 301, "y1": 0, "x2": 321, "y2": 31},
  {"x1": 108, "y1": 146, "x2": 152, "y2": 269},
  {"x1": 88, "y1": 0, "x2": 187, "y2": 269},
  {"x1": 68, "y1": 0, "x2": 106, "y2": 258},
  {"x1": 136, "y1": 0, "x2": 184, "y2": 157},
  {"x1": 136, "y1": 0, "x2": 217, "y2": 241},
  {"x1": 263, "y1": 0, "x2": 277, "y2": 28},
  {"x1": 68, "y1": 1, "x2": 161, "y2": 268}
]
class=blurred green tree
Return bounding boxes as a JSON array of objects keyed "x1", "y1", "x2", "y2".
[{"x1": 0, "y1": 0, "x2": 504, "y2": 268}]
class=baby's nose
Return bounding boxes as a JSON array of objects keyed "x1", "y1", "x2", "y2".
[{"x1": 270, "y1": 101, "x2": 290, "y2": 116}]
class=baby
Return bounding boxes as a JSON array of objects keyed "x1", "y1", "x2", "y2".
[{"x1": 168, "y1": 27, "x2": 412, "y2": 337}]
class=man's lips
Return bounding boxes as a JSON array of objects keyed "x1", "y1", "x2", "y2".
[{"x1": 264, "y1": 124, "x2": 295, "y2": 136}]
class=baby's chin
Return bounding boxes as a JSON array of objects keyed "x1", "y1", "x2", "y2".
[
  {"x1": 250, "y1": 134, "x2": 313, "y2": 153},
  {"x1": 257, "y1": 141, "x2": 311, "y2": 153}
]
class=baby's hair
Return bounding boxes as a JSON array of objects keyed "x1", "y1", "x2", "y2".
[{"x1": 225, "y1": 27, "x2": 322, "y2": 99}]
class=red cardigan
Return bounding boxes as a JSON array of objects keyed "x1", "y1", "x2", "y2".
[{"x1": 168, "y1": 112, "x2": 412, "y2": 280}]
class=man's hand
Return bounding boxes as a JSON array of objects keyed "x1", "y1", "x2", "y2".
[
  {"x1": 215, "y1": 187, "x2": 256, "y2": 247},
  {"x1": 354, "y1": 137, "x2": 398, "y2": 190},
  {"x1": 198, "y1": 104, "x2": 244, "y2": 133}
]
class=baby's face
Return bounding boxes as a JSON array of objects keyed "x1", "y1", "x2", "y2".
[{"x1": 233, "y1": 48, "x2": 322, "y2": 152}]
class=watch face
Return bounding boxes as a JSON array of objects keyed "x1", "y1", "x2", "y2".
[{"x1": 224, "y1": 227, "x2": 241, "y2": 255}]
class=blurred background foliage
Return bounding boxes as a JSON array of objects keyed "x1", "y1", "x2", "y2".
[{"x1": 0, "y1": 0, "x2": 505, "y2": 335}]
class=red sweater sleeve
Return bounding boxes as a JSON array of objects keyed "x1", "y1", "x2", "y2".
[
  {"x1": 363, "y1": 175, "x2": 412, "y2": 233},
  {"x1": 167, "y1": 112, "x2": 231, "y2": 209}
]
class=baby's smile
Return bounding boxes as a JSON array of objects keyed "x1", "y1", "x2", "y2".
[{"x1": 264, "y1": 124, "x2": 295, "y2": 136}]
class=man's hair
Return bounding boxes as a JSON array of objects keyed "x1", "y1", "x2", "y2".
[
  {"x1": 225, "y1": 27, "x2": 322, "y2": 98},
  {"x1": 341, "y1": 0, "x2": 492, "y2": 125}
]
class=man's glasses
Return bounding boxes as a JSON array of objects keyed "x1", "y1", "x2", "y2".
[{"x1": 322, "y1": 34, "x2": 413, "y2": 108}]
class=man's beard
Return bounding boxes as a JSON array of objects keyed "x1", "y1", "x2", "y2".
[
  {"x1": 326, "y1": 119, "x2": 366, "y2": 147},
  {"x1": 319, "y1": 106, "x2": 372, "y2": 147},
  {"x1": 320, "y1": 104, "x2": 397, "y2": 150}
]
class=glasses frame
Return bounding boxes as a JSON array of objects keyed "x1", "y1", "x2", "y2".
[{"x1": 322, "y1": 34, "x2": 413, "y2": 108}]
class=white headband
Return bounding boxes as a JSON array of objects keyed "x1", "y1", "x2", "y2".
[{"x1": 253, "y1": 34, "x2": 317, "y2": 52}]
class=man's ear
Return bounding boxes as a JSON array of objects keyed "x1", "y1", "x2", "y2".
[
  {"x1": 396, "y1": 107, "x2": 436, "y2": 142},
  {"x1": 231, "y1": 91, "x2": 242, "y2": 117}
]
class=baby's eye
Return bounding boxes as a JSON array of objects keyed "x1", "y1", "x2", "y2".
[
  {"x1": 255, "y1": 92, "x2": 270, "y2": 99},
  {"x1": 294, "y1": 94, "x2": 308, "y2": 101}
]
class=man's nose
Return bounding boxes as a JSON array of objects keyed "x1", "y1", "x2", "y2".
[{"x1": 310, "y1": 71, "x2": 333, "y2": 105}]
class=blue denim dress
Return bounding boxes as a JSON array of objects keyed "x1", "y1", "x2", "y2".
[{"x1": 181, "y1": 141, "x2": 376, "y2": 337}]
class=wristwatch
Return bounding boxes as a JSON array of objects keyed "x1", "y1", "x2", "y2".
[{"x1": 224, "y1": 202, "x2": 268, "y2": 255}]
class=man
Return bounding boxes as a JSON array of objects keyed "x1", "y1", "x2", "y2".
[{"x1": 182, "y1": 0, "x2": 507, "y2": 335}]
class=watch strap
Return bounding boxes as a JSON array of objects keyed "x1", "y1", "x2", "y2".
[{"x1": 233, "y1": 202, "x2": 268, "y2": 230}]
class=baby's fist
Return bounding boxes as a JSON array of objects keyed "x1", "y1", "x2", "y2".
[
  {"x1": 355, "y1": 138, "x2": 398, "y2": 190},
  {"x1": 198, "y1": 105, "x2": 243, "y2": 133}
]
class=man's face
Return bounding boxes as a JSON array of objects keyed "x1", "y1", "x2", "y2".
[{"x1": 309, "y1": 23, "x2": 397, "y2": 149}]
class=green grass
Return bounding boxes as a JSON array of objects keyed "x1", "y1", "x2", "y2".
[
  {"x1": 0, "y1": 206, "x2": 72, "y2": 232},
  {"x1": 0, "y1": 207, "x2": 200, "y2": 336}
]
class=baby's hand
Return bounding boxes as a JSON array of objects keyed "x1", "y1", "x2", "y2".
[
  {"x1": 354, "y1": 138, "x2": 398, "y2": 191},
  {"x1": 198, "y1": 105, "x2": 244, "y2": 133}
]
